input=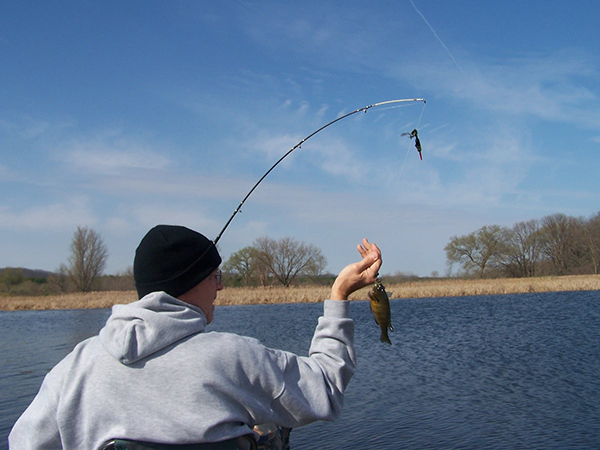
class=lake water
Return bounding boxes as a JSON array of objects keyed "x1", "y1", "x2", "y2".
[{"x1": 2, "y1": 291, "x2": 600, "y2": 449}]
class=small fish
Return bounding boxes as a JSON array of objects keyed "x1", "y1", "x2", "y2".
[
  {"x1": 401, "y1": 128, "x2": 423, "y2": 160},
  {"x1": 368, "y1": 278, "x2": 394, "y2": 344}
]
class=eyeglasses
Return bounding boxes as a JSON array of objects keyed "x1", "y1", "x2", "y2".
[{"x1": 215, "y1": 269, "x2": 222, "y2": 284}]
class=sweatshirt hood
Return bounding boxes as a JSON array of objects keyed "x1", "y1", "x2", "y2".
[{"x1": 99, "y1": 292, "x2": 207, "y2": 364}]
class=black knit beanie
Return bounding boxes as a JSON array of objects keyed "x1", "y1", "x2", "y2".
[{"x1": 134, "y1": 225, "x2": 222, "y2": 299}]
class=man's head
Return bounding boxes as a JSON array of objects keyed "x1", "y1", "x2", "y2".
[{"x1": 133, "y1": 225, "x2": 222, "y2": 299}]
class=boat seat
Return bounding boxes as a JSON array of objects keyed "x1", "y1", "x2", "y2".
[
  {"x1": 101, "y1": 436, "x2": 255, "y2": 450},
  {"x1": 101, "y1": 424, "x2": 290, "y2": 450}
]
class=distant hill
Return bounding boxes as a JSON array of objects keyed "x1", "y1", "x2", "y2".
[{"x1": 0, "y1": 267, "x2": 55, "y2": 279}]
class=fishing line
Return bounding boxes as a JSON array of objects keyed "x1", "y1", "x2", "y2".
[
  {"x1": 408, "y1": 0, "x2": 466, "y2": 77},
  {"x1": 409, "y1": 0, "x2": 496, "y2": 119},
  {"x1": 374, "y1": 99, "x2": 429, "y2": 233},
  {"x1": 213, "y1": 98, "x2": 426, "y2": 244}
]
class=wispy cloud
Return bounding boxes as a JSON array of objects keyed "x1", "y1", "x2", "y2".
[
  {"x1": 302, "y1": 138, "x2": 366, "y2": 181},
  {"x1": 396, "y1": 49, "x2": 600, "y2": 126},
  {"x1": 127, "y1": 203, "x2": 224, "y2": 235},
  {"x1": 0, "y1": 115, "x2": 74, "y2": 141},
  {"x1": 246, "y1": 131, "x2": 303, "y2": 165},
  {"x1": 238, "y1": 2, "x2": 402, "y2": 73},
  {"x1": 0, "y1": 164, "x2": 23, "y2": 182},
  {"x1": 246, "y1": 129, "x2": 366, "y2": 181},
  {"x1": 83, "y1": 171, "x2": 251, "y2": 202},
  {"x1": 0, "y1": 197, "x2": 96, "y2": 230},
  {"x1": 61, "y1": 134, "x2": 172, "y2": 175}
]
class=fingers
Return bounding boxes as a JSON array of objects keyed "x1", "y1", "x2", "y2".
[
  {"x1": 365, "y1": 253, "x2": 383, "y2": 283},
  {"x1": 358, "y1": 239, "x2": 382, "y2": 264},
  {"x1": 355, "y1": 238, "x2": 383, "y2": 283},
  {"x1": 357, "y1": 238, "x2": 373, "y2": 257},
  {"x1": 331, "y1": 239, "x2": 383, "y2": 300}
]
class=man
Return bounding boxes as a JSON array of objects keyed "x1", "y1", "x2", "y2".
[{"x1": 9, "y1": 225, "x2": 382, "y2": 449}]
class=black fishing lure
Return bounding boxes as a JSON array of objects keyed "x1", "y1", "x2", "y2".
[{"x1": 401, "y1": 128, "x2": 422, "y2": 160}]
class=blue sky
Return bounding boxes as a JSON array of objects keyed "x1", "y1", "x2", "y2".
[{"x1": 1, "y1": 1, "x2": 599, "y2": 278}]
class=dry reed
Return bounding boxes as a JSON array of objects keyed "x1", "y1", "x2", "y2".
[
  {"x1": 0, "y1": 291, "x2": 138, "y2": 311},
  {"x1": 1, "y1": 275, "x2": 598, "y2": 311},
  {"x1": 382, "y1": 274, "x2": 600, "y2": 299}
]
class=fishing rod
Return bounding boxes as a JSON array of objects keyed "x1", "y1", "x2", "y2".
[{"x1": 213, "y1": 98, "x2": 426, "y2": 244}]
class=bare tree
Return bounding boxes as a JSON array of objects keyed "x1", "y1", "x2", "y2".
[
  {"x1": 68, "y1": 226, "x2": 109, "y2": 292},
  {"x1": 253, "y1": 236, "x2": 327, "y2": 287},
  {"x1": 303, "y1": 251, "x2": 328, "y2": 281},
  {"x1": 445, "y1": 210, "x2": 600, "y2": 278},
  {"x1": 444, "y1": 225, "x2": 507, "y2": 278},
  {"x1": 223, "y1": 246, "x2": 258, "y2": 286},
  {"x1": 49, "y1": 264, "x2": 70, "y2": 292},
  {"x1": 539, "y1": 214, "x2": 578, "y2": 275},
  {"x1": 584, "y1": 212, "x2": 600, "y2": 274},
  {"x1": 500, "y1": 219, "x2": 542, "y2": 277},
  {"x1": 445, "y1": 232, "x2": 478, "y2": 276}
]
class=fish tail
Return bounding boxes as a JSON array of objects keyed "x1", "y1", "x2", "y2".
[{"x1": 380, "y1": 329, "x2": 392, "y2": 345}]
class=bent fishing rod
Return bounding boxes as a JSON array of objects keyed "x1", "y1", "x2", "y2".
[{"x1": 213, "y1": 98, "x2": 426, "y2": 245}]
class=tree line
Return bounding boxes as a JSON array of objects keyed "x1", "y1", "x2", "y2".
[
  {"x1": 222, "y1": 236, "x2": 329, "y2": 287},
  {"x1": 445, "y1": 212, "x2": 600, "y2": 278},
  {"x1": 0, "y1": 226, "x2": 129, "y2": 296},
  {"x1": 3, "y1": 212, "x2": 598, "y2": 296},
  {"x1": 0, "y1": 228, "x2": 329, "y2": 295}
]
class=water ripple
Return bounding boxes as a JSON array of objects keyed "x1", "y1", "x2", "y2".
[{"x1": 2, "y1": 292, "x2": 600, "y2": 449}]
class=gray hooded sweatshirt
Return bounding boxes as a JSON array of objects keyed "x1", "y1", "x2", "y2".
[{"x1": 9, "y1": 292, "x2": 356, "y2": 450}]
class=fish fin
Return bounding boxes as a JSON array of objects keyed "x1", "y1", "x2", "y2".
[{"x1": 380, "y1": 330, "x2": 392, "y2": 345}]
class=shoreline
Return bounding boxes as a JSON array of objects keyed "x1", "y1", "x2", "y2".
[{"x1": 1, "y1": 274, "x2": 598, "y2": 311}]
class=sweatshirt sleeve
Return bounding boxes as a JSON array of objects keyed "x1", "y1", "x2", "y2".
[
  {"x1": 9, "y1": 368, "x2": 63, "y2": 450},
  {"x1": 264, "y1": 299, "x2": 356, "y2": 427},
  {"x1": 309, "y1": 300, "x2": 356, "y2": 391}
]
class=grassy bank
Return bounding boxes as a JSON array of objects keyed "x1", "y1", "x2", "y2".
[{"x1": 1, "y1": 274, "x2": 598, "y2": 311}]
